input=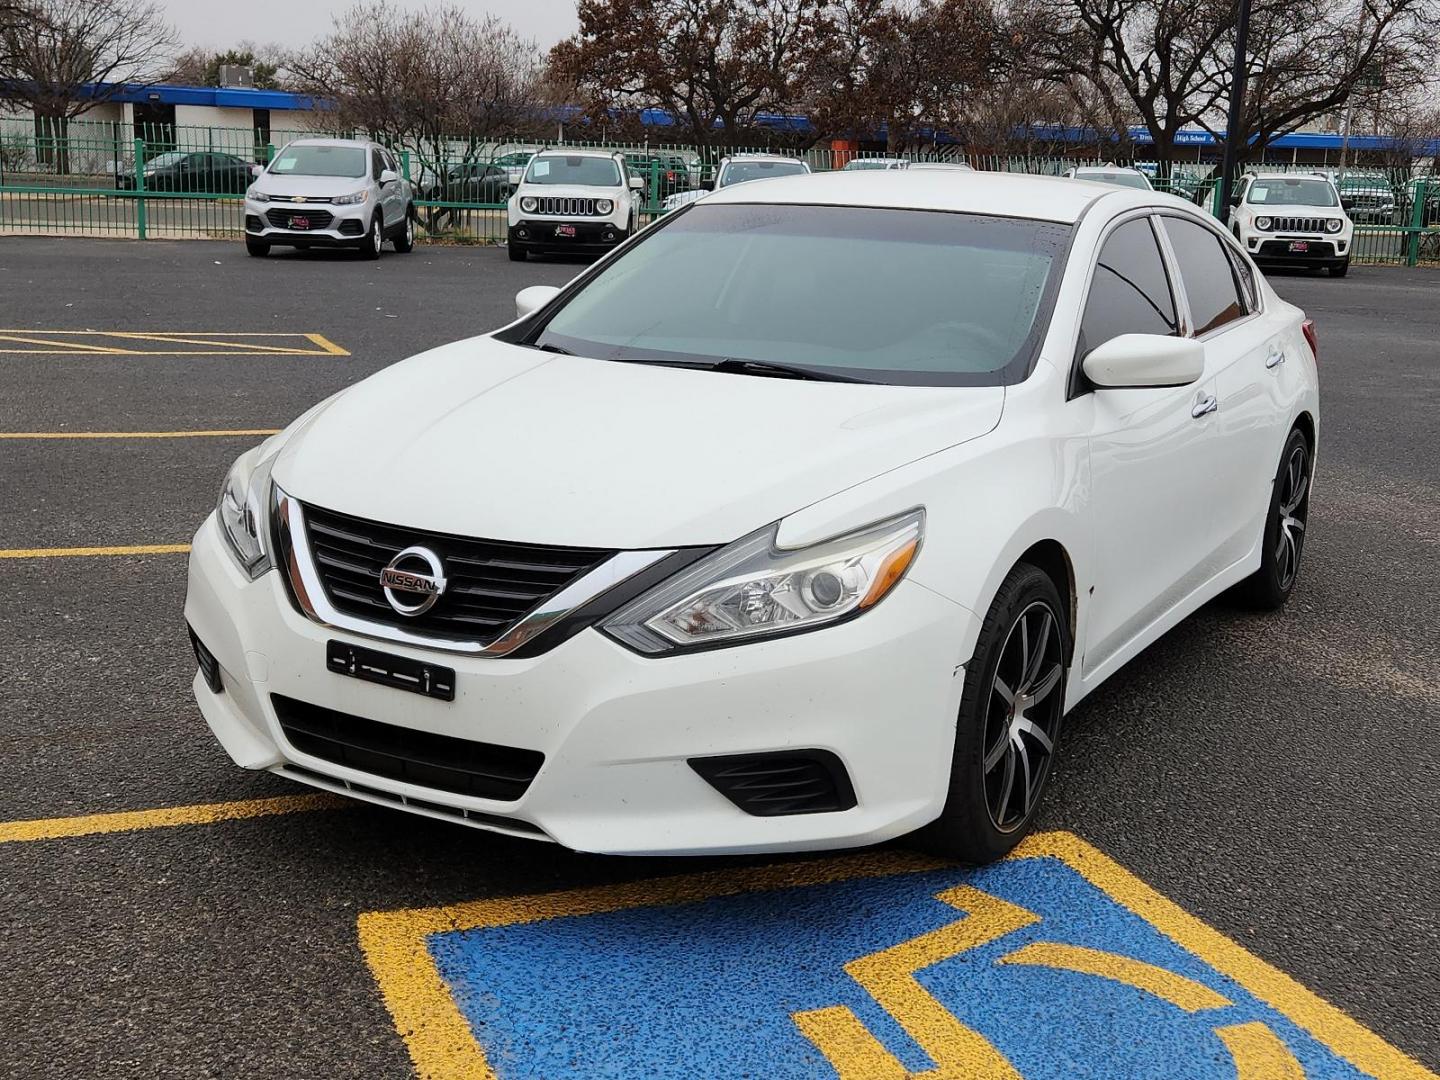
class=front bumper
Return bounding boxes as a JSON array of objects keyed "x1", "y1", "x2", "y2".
[
  {"x1": 1245, "y1": 235, "x2": 1347, "y2": 264},
  {"x1": 245, "y1": 198, "x2": 371, "y2": 245},
  {"x1": 184, "y1": 515, "x2": 972, "y2": 855},
  {"x1": 508, "y1": 220, "x2": 628, "y2": 254}
]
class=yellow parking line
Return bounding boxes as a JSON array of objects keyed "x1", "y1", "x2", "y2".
[
  {"x1": 106, "y1": 331, "x2": 318, "y2": 355},
  {"x1": 0, "y1": 330, "x2": 350, "y2": 356},
  {"x1": 307, "y1": 332, "x2": 350, "y2": 356},
  {"x1": 0, "y1": 332, "x2": 124, "y2": 353},
  {"x1": 0, "y1": 543, "x2": 190, "y2": 559},
  {"x1": 0, "y1": 793, "x2": 348, "y2": 844},
  {"x1": 0, "y1": 429, "x2": 280, "y2": 439}
]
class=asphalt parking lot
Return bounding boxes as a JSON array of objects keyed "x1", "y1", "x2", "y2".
[{"x1": 1, "y1": 236, "x2": 1436, "y2": 1079}]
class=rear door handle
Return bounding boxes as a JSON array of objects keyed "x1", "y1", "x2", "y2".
[
  {"x1": 1265, "y1": 349, "x2": 1286, "y2": 369},
  {"x1": 1192, "y1": 393, "x2": 1218, "y2": 419}
]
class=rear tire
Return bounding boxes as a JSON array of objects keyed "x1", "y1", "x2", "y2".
[
  {"x1": 1230, "y1": 427, "x2": 1311, "y2": 609},
  {"x1": 359, "y1": 215, "x2": 383, "y2": 260},
  {"x1": 393, "y1": 208, "x2": 415, "y2": 253},
  {"x1": 508, "y1": 243, "x2": 527, "y2": 262},
  {"x1": 910, "y1": 563, "x2": 1069, "y2": 864},
  {"x1": 1328, "y1": 259, "x2": 1349, "y2": 277},
  {"x1": 245, "y1": 236, "x2": 270, "y2": 257}
]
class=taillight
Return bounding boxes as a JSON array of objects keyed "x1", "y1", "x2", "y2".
[{"x1": 1301, "y1": 319, "x2": 1318, "y2": 362}]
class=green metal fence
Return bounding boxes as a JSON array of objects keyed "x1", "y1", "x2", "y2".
[{"x1": 2, "y1": 118, "x2": 1437, "y2": 264}]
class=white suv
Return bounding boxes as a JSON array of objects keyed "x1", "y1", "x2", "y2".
[
  {"x1": 507, "y1": 150, "x2": 642, "y2": 262},
  {"x1": 245, "y1": 138, "x2": 414, "y2": 259},
  {"x1": 1228, "y1": 174, "x2": 1353, "y2": 277},
  {"x1": 662, "y1": 154, "x2": 812, "y2": 210}
]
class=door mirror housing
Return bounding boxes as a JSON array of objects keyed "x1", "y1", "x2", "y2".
[
  {"x1": 379, "y1": 168, "x2": 399, "y2": 186},
  {"x1": 628, "y1": 176, "x2": 645, "y2": 191},
  {"x1": 1082, "y1": 334, "x2": 1205, "y2": 389},
  {"x1": 699, "y1": 177, "x2": 715, "y2": 191},
  {"x1": 515, "y1": 285, "x2": 561, "y2": 320}
]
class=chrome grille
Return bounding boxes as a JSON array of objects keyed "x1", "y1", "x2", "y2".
[
  {"x1": 269, "y1": 195, "x2": 335, "y2": 204},
  {"x1": 1270, "y1": 216, "x2": 1326, "y2": 234},
  {"x1": 533, "y1": 197, "x2": 601, "y2": 217},
  {"x1": 296, "y1": 502, "x2": 615, "y2": 646}
]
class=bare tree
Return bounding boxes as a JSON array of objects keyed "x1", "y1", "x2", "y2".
[
  {"x1": 551, "y1": 0, "x2": 826, "y2": 150},
  {"x1": 168, "y1": 42, "x2": 288, "y2": 90},
  {"x1": 1016, "y1": 0, "x2": 1440, "y2": 179},
  {"x1": 289, "y1": 3, "x2": 543, "y2": 169},
  {"x1": 0, "y1": 0, "x2": 177, "y2": 169},
  {"x1": 807, "y1": 0, "x2": 1004, "y2": 152}
]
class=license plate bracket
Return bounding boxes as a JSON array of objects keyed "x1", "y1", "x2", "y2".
[
  {"x1": 291, "y1": 215, "x2": 310, "y2": 230},
  {"x1": 1288, "y1": 240, "x2": 1309, "y2": 253},
  {"x1": 327, "y1": 640, "x2": 455, "y2": 701},
  {"x1": 555, "y1": 224, "x2": 577, "y2": 238}
]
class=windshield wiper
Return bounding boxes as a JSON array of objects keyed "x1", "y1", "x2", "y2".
[
  {"x1": 535, "y1": 342, "x2": 573, "y2": 355},
  {"x1": 708, "y1": 358, "x2": 866, "y2": 383}
]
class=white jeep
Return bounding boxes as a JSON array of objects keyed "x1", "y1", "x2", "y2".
[
  {"x1": 1228, "y1": 174, "x2": 1353, "y2": 277},
  {"x1": 507, "y1": 150, "x2": 643, "y2": 262}
]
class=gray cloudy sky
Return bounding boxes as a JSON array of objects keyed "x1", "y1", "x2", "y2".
[{"x1": 158, "y1": 0, "x2": 579, "y2": 51}]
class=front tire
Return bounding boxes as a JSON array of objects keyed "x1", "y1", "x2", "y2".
[
  {"x1": 1328, "y1": 258, "x2": 1349, "y2": 277},
  {"x1": 359, "y1": 215, "x2": 383, "y2": 260},
  {"x1": 393, "y1": 208, "x2": 415, "y2": 253},
  {"x1": 911, "y1": 563, "x2": 1069, "y2": 863},
  {"x1": 1230, "y1": 427, "x2": 1311, "y2": 609},
  {"x1": 244, "y1": 236, "x2": 270, "y2": 258}
]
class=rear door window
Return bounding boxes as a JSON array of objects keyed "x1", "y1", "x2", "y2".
[{"x1": 1160, "y1": 217, "x2": 1246, "y2": 335}]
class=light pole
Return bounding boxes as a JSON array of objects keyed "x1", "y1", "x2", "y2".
[{"x1": 1216, "y1": 0, "x2": 1252, "y2": 217}]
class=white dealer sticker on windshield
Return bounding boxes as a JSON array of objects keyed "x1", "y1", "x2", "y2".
[{"x1": 532, "y1": 160, "x2": 550, "y2": 178}]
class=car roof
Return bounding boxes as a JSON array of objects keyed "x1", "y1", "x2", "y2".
[
  {"x1": 1247, "y1": 173, "x2": 1333, "y2": 182},
  {"x1": 1073, "y1": 165, "x2": 1143, "y2": 174},
  {"x1": 284, "y1": 137, "x2": 377, "y2": 150},
  {"x1": 724, "y1": 154, "x2": 806, "y2": 163},
  {"x1": 532, "y1": 148, "x2": 618, "y2": 160},
  {"x1": 700, "y1": 169, "x2": 1176, "y2": 223}
]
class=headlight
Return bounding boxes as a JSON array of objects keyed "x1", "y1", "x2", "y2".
[
  {"x1": 595, "y1": 198, "x2": 614, "y2": 214},
  {"x1": 332, "y1": 189, "x2": 369, "y2": 205},
  {"x1": 520, "y1": 196, "x2": 538, "y2": 213},
  {"x1": 1254, "y1": 216, "x2": 1272, "y2": 230},
  {"x1": 248, "y1": 189, "x2": 270, "y2": 202},
  {"x1": 1325, "y1": 218, "x2": 1343, "y2": 233},
  {"x1": 602, "y1": 509, "x2": 923, "y2": 654},
  {"x1": 217, "y1": 449, "x2": 275, "y2": 579}
]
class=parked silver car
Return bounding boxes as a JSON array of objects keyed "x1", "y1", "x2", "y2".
[{"x1": 244, "y1": 138, "x2": 415, "y2": 258}]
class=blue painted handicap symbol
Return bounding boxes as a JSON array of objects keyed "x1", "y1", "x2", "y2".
[{"x1": 363, "y1": 836, "x2": 1429, "y2": 1080}]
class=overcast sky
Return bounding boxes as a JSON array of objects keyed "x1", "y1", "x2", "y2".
[{"x1": 158, "y1": 0, "x2": 579, "y2": 52}]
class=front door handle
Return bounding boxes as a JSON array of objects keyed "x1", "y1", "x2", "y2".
[
  {"x1": 1265, "y1": 349, "x2": 1286, "y2": 369},
  {"x1": 1192, "y1": 393, "x2": 1218, "y2": 419}
]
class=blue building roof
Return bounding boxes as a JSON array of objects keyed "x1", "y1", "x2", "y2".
[{"x1": 80, "y1": 81, "x2": 323, "y2": 112}]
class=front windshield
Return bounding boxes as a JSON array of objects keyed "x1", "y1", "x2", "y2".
[
  {"x1": 1247, "y1": 179, "x2": 1338, "y2": 207},
  {"x1": 843, "y1": 160, "x2": 897, "y2": 170},
  {"x1": 1075, "y1": 170, "x2": 1150, "y2": 189},
  {"x1": 270, "y1": 145, "x2": 367, "y2": 178},
  {"x1": 719, "y1": 161, "x2": 808, "y2": 186},
  {"x1": 525, "y1": 156, "x2": 621, "y2": 186},
  {"x1": 532, "y1": 204, "x2": 1070, "y2": 386}
]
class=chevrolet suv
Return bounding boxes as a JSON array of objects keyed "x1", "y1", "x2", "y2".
[
  {"x1": 1228, "y1": 174, "x2": 1353, "y2": 277},
  {"x1": 245, "y1": 138, "x2": 414, "y2": 259},
  {"x1": 507, "y1": 150, "x2": 643, "y2": 261}
]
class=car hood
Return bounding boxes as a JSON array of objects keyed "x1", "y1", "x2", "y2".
[
  {"x1": 1252, "y1": 202, "x2": 1347, "y2": 214},
  {"x1": 272, "y1": 337, "x2": 1003, "y2": 549},
  {"x1": 517, "y1": 184, "x2": 625, "y2": 200},
  {"x1": 251, "y1": 174, "x2": 369, "y2": 197}
]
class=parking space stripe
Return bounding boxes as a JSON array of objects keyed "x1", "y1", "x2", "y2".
[
  {"x1": 0, "y1": 330, "x2": 350, "y2": 356},
  {"x1": 0, "y1": 793, "x2": 347, "y2": 844},
  {"x1": 0, "y1": 430, "x2": 279, "y2": 439},
  {"x1": 0, "y1": 543, "x2": 190, "y2": 559},
  {"x1": 998, "y1": 940, "x2": 1232, "y2": 1012}
]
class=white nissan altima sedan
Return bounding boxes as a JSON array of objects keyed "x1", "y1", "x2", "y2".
[{"x1": 186, "y1": 171, "x2": 1318, "y2": 862}]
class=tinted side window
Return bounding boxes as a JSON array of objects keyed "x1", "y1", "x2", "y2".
[
  {"x1": 1162, "y1": 216, "x2": 1245, "y2": 334},
  {"x1": 1226, "y1": 243, "x2": 1257, "y2": 311},
  {"x1": 371, "y1": 149, "x2": 384, "y2": 180},
  {"x1": 1077, "y1": 217, "x2": 1178, "y2": 357}
]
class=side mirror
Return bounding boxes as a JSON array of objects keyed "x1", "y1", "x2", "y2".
[
  {"x1": 379, "y1": 168, "x2": 399, "y2": 186},
  {"x1": 515, "y1": 285, "x2": 561, "y2": 320},
  {"x1": 1082, "y1": 334, "x2": 1204, "y2": 389},
  {"x1": 699, "y1": 178, "x2": 715, "y2": 191},
  {"x1": 628, "y1": 176, "x2": 644, "y2": 191},
  {"x1": 1340, "y1": 197, "x2": 1356, "y2": 210},
  {"x1": 1226, "y1": 194, "x2": 1240, "y2": 208}
]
